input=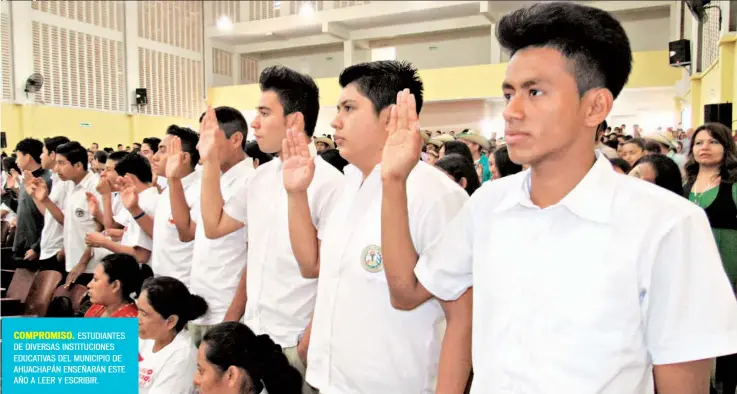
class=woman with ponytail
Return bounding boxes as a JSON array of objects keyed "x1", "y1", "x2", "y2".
[
  {"x1": 137, "y1": 276, "x2": 208, "y2": 394},
  {"x1": 195, "y1": 321, "x2": 302, "y2": 394},
  {"x1": 85, "y1": 253, "x2": 152, "y2": 318}
]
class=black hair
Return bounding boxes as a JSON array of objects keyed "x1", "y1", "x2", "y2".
[
  {"x1": 441, "y1": 141, "x2": 474, "y2": 164},
  {"x1": 339, "y1": 60, "x2": 424, "y2": 116},
  {"x1": 493, "y1": 145, "x2": 524, "y2": 178},
  {"x1": 56, "y1": 141, "x2": 88, "y2": 171},
  {"x1": 142, "y1": 137, "x2": 161, "y2": 154},
  {"x1": 318, "y1": 148, "x2": 349, "y2": 173},
  {"x1": 117, "y1": 144, "x2": 123, "y2": 148},
  {"x1": 91, "y1": 142, "x2": 99, "y2": 147},
  {"x1": 15, "y1": 138, "x2": 44, "y2": 164},
  {"x1": 496, "y1": 2, "x2": 632, "y2": 99},
  {"x1": 103, "y1": 147, "x2": 114, "y2": 153},
  {"x1": 685, "y1": 123, "x2": 737, "y2": 184},
  {"x1": 624, "y1": 138, "x2": 647, "y2": 151},
  {"x1": 44, "y1": 136, "x2": 71, "y2": 154},
  {"x1": 46, "y1": 296, "x2": 75, "y2": 317},
  {"x1": 166, "y1": 125, "x2": 200, "y2": 169},
  {"x1": 100, "y1": 253, "x2": 153, "y2": 303},
  {"x1": 624, "y1": 135, "x2": 633, "y2": 141},
  {"x1": 202, "y1": 322, "x2": 302, "y2": 394},
  {"x1": 2, "y1": 156, "x2": 19, "y2": 174},
  {"x1": 435, "y1": 154, "x2": 481, "y2": 196},
  {"x1": 107, "y1": 151, "x2": 129, "y2": 163},
  {"x1": 644, "y1": 140, "x2": 662, "y2": 155},
  {"x1": 114, "y1": 152, "x2": 153, "y2": 183},
  {"x1": 636, "y1": 154, "x2": 684, "y2": 196},
  {"x1": 259, "y1": 66, "x2": 320, "y2": 137},
  {"x1": 94, "y1": 150, "x2": 108, "y2": 164},
  {"x1": 213, "y1": 106, "x2": 249, "y2": 151},
  {"x1": 244, "y1": 141, "x2": 273, "y2": 167},
  {"x1": 609, "y1": 157, "x2": 631, "y2": 174},
  {"x1": 132, "y1": 142, "x2": 142, "y2": 149},
  {"x1": 604, "y1": 139, "x2": 619, "y2": 151},
  {"x1": 140, "y1": 277, "x2": 208, "y2": 332}
]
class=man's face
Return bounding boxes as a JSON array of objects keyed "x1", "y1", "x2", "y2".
[
  {"x1": 103, "y1": 159, "x2": 121, "y2": 189},
  {"x1": 40, "y1": 147, "x2": 55, "y2": 170},
  {"x1": 460, "y1": 139, "x2": 481, "y2": 155},
  {"x1": 501, "y1": 47, "x2": 586, "y2": 166},
  {"x1": 118, "y1": 146, "x2": 124, "y2": 151},
  {"x1": 252, "y1": 90, "x2": 288, "y2": 154},
  {"x1": 87, "y1": 151, "x2": 94, "y2": 164},
  {"x1": 91, "y1": 159, "x2": 105, "y2": 174},
  {"x1": 621, "y1": 142, "x2": 645, "y2": 166},
  {"x1": 331, "y1": 83, "x2": 389, "y2": 167},
  {"x1": 141, "y1": 143, "x2": 155, "y2": 162},
  {"x1": 90, "y1": 144, "x2": 98, "y2": 153},
  {"x1": 54, "y1": 154, "x2": 78, "y2": 181},
  {"x1": 16, "y1": 151, "x2": 33, "y2": 171},
  {"x1": 315, "y1": 142, "x2": 329, "y2": 152},
  {"x1": 151, "y1": 135, "x2": 171, "y2": 177}
]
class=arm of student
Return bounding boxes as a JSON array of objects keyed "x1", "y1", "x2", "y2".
[
  {"x1": 647, "y1": 209, "x2": 737, "y2": 393},
  {"x1": 101, "y1": 193, "x2": 123, "y2": 230},
  {"x1": 168, "y1": 178, "x2": 197, "y2": 242},
  {"x1": 297, "y1": 317, "x2": 313, "y2": 363},
  {"x1": 223, "y1": 264, "x2": 247, "y2": 322},
  {"x1": 65, "y1": 247, "x2": 92, "y2": 287},
  {"x1": 41, "y1": 197, "x2": 65, "y2": 225},
  {"x1": 287, "y1": 191, "x2": 320, "y2": 278},
  {"x1": 200, "y1": 157, "x2": 244, "y2": 239},
  {"x1": 436, "y1": 288, "x2": 473, "y2": 394},
  {"x1": 95, "y1": 237, "x2": 151, "y2": 264},
  {"x1": 129, "y1": 208, "x2": 154, "y2": 239}
]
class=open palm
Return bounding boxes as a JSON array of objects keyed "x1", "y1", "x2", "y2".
[
  {"x1": 165, "y1": 136, "x2": 189, "y2": 180},
  {"x1": 118, "y1": 176, "x2": 139, "y2": 211},
  {"x1": 197, "y1": 106, "x2": 225, "y2": 161},
  {"x1": 31, "y1": 178, "x2": 49, "y2": 201},
  {"x1": 282, "y1": 127, "x2": 315, "y2": 193},
  {"x1": 382, "y1": 89, "x2": 422, "y2": 181},
  {"x1": 85, "y1": 192, "x2": 100, "y2": 218}
]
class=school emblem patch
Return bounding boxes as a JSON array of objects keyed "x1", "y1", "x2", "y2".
[
  {"x1": 74, "y1": 208, "x2": 85, "y2": 218},
  {"x1": 361, "y1": 245, "x2": 383, "y2": 273}
]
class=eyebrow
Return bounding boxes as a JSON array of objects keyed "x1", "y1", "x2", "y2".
[
  {"x1": 256, "y1": 106, "x2": 270, "y2": 112},
  {"x1": 337, "y1": 99, "x2": 357, "y2": 108},
  {"x1": 502, "y1": 80, "x2": 545, "y2": 90}
]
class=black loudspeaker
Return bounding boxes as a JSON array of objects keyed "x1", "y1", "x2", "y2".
[
  {"x1": 0, "y1": 132, "x2": 6, "y2": 149},
  {"x1": 669, "y1": 39, "x2": 691, "y2": 67},
  {"x1": 135, "y1": 88, "x2": 148, "y2": 106},
  {"x1": 704, "y1": 103, "x2": 733, "y2": 128}
]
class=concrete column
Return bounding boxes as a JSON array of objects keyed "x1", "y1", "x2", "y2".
[
  {"x1": 669, "y1": 0, "x2": 681, "y2": 41},
  {"x1": 489, "y1": 23, "x2": 501, "y2": 64},
  {"x1": 123, "y1": 1, "x2": 140, "y2": 113},
  {"x1": 343, "y1": 40, "x2": 354, "y2": 67},
  {"x1": 10, "y1": 1, "x2": 33, "y2": 103}
]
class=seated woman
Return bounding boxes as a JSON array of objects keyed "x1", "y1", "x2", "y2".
[
  {"x1": 490, "y1": 145, "x2": 523, "y2": 180},
  {"x1": 435, "y1": 153, "x2": 481, "y2": 196},
  {"x1": 194, "y1": 321, "x2": 302, "y2": 394},
  {"x1": 85, "y1": 253, "x2": 153, "y2": 318},
  {"x1": 138, "y1": 276, "x2": 208, "y2": 394}
]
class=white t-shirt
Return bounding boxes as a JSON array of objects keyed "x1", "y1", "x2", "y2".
[
  {"x1": 151, "y1": 171, "x2": 201, "y2": 288},
  {"x1": 223, "y1": 156, "x2": 343, "y2": 348},
  {"x1": 62, "y1": 173, "x2": 107, "y2": 273},
  {"x1": 156, "y1": 176, "x2": 168, "y2": 191},
  {"x1": 138, "y1": 330, "x2": 197, "y2": 394},
  {"x1": 415, "y1": 154, "x2": 737, "y2": 393},
  {"x1": 40, "y1": 173, "x2": 69, "y2": 260},
  {"x1": 190, "y1": 159, "x2": 255, "y2": 324},
  {"x1": 306, "y1": 162, "x2": 468, "y2": 393},
  {"x1": 119, "y1": 186, "x2": 160, "y2": 253}
]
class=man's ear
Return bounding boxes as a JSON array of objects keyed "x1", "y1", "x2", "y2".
[{"x1": 287, "y1": 112, "x2": 305, "y2": 132}]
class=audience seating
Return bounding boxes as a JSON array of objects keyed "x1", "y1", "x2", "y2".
[
  {"x1": 52, "y1": 284, "x2": 89, "y2": 314},
  {"x1": 23, "y1": 270, "x2": 62, "y2": 317}
]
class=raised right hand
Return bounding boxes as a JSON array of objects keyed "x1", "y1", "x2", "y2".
[
  {"x1": 197, "y1": 106, "x2": 225, "y2": 162},
  {"x1": 85, "y1": 192, "x2": 100, "y2": 218},
  {"x1": 96, "y1": 177, "x2": 112, "y2": 195},
  {"x1": 282, "y1": 127, "x2": 315, "y2": 193},
  {"x1": 165, "y1": 136, "x2": 190, "y2": 180},
  {"x1": 30, "y1": 178, "x2": 49, "y2": 201}
]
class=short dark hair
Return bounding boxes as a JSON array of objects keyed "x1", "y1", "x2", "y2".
[
  {"x1": 91, "y1": 142, "x2": 99, "y2": 147},
  {"x1": 435, "y1": 153, "x2": 481, "y2": 196},
  {"x1": 339, "y1": 60, "x2": 424, "y2": 116},
  {"x1": 166, "y1": 125, "x2": 200, "y2": 169},
  {"x1": 244, "y1": 141, "x2": 273, "y2": 166},
  {"x1": 15, "y1": 138, "x2": 44, "y2": 164},
  {"x1": 624, "y1": 138, "x2": 647, "y2": 151},
  {"x1": 259, "y1": 66, "x2": 320, "y2": 137},
  {"x1": 142, "y1": 137, "x2": 161, "y2": 154},
  {"x1": 107, "y1": 151, "x2": 129, "y2": 164},
  {"x1": 117, "y1": 144, "x2": 123, "y2": 148},
  {"x1": 132, "y1": 142, "x2": 142, "y2": 149},
  {"x1": 2, "y1": 156, "x2": 19, "y2": 173},
  {"x1": 141, "y1": 277, "x2": 208, "y2": 332},
  {"x1": 214, "y1": 106, "x2": 248, "y2": 151},
  {"x1": 442, "y1": 141, "x2": 474, "y2": 164},
  {"x1": 496, "y1": 2, "x2": 632, "y2": 99},
  {"x1": 56, "y1": 141, "x2": 88, "y2": 171},
  {"x1": 493, "y1": 145, "x2": 524, "y2": 178},
  {"x1": 636, "y1": 154, "x2": 684, "y2": 196},
  {"x1": 94, "y1": 150, "x2": 108, "y2": 164},
  {"x1": 609, "y1": 157, "x2": 631, "y2": 174},
  {"x1": 100, "y1": 253, "x2": 153, "y2": 303},
  {"x1": 114, "y1": 152, "x2": 153, "y2": 183},
  {"x1": 44, "y1": 136, "x2": 71, "y2": 154},
  {"x1": 644, "y1": 140, "x2": 662, "y2": 155},
  {"x1": 103, "y1": 147, "x2": 114, "y2": 153}
]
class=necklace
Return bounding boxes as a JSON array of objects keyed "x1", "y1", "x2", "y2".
[{"x1": 692, "y1": 176, "x2": 719, "y2": 207}]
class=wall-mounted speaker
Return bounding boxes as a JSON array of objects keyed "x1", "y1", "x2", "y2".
[
  {"x1": 704, "y1": 103, "x2": 732, "y2": 129},
  {"x1": 669, "y1": 39, "x2": 691, "y2": 67},
  {"x1": 135, "y1": 88, "x2": 148, "y2": 106}
]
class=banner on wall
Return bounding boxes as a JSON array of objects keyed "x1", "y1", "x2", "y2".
[{"x1": 2, "y1": 318, "x2": 138, "y2": 394}]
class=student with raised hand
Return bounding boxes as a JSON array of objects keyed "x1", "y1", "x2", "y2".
[
  {"x1": 89, "y1": 151, "x2": 129, "y2": 231},
  {"x1": 149, "y1": 126, "x2": 201, "y2": 288},
  {"x1": 199, "y1": 67, "x2": 342, "y2": 392},
  {"x1": 191, "y1": 106, "x2": 254, "y2": 347},
  {"x1": 194, "y1": 321, "x2": 302, "y2": 394},
  {"x1": 138, "y1": 276, "x2": 208, "y2": 394},
  {"x1": 382, "y1": 3, "x2": 737, "y2": 393},
  {"x1": 283, "y1": 61, "x2": 470, "y2": 393}
]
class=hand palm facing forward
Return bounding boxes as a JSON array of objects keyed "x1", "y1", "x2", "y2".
[
  {"x1": 382, "y1": 89, "x2": 422, "y2": 181},
  {"x1": 282, "y1": 127, "x2": 315, "y2": 193}
]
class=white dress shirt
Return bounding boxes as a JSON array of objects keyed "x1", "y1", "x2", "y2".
[
  {"x1": 62, "y1": 173, "x2": 108, "y2": 273},
  {"x1": 223, "y1": 155, "x2": 343, "y2": 348},
  {"x1": 138, "y1": 330, "x2": 197, "y2": 394},
  {"x1": 190, "y1": 159, "x2": 255, "y2": 325},
  {"x1": 415, "y1": 154, "x2": 737, "y2": 394},
  {"x1": 306, "y1": 161, "x2": 468, "y2": 393},
  {"x1": 39, "y1": 173, "x2": 68, "y2": 260},
  {"x1": 119, "y1": 186, "x2": 159, "y2": 253},
  {"x1": 151, "y1": 171, "x2": 201, "y2": 288}
]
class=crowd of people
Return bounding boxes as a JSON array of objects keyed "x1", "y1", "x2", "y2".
[{"x1": 1, "y1": 2, "x2": 737, "y2": 394}]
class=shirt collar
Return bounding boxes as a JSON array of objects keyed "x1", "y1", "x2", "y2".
[
  {"x1": 492, "y1": 154, "x2": 616, "y2": 223},
  {"x1": 75, "y1": 172, "x2": 97, "y2": 190}
]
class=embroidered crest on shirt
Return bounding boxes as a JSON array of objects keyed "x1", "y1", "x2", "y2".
[
  {"x1": 361, "y1": 245, "x2": 383, "y2": 273},
  {"x1": 74, "y1": 208, "x2": 85, "y2": 218}
]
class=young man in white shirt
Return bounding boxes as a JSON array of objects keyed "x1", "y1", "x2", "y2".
[
  {"x1": 93, "y1": 151, "x2": 129, "y2": 232},
  {"x1": 30, "y1": 141, "x2": 108, "y2": 286},
  {"x1": 380, "y1": 3, "x2": 737, "y2": 393},
  {"x1": 190, "y1": 106, "x2": 254, "y2": 346},
  {"x1": 282, "y1": 61, "x2": 471, "y2": 393},
  {"x1": 149, "y1": 125, "x2": 201, "y2": 287},
  {"x1": 198, "y1": 66, "x2": 342, "y2": 392},
  {"x1": 84, "y1": 153, "x2": 159, "y2": 264}
]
